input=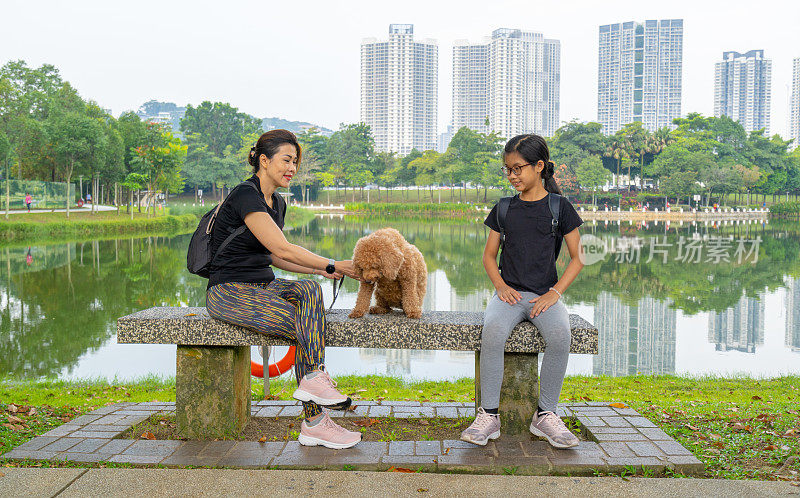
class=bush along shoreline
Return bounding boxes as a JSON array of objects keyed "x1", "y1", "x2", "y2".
[
  {"x1": 345, "y1": 202, "x2": 491, "y2": 217},
  {"x1": 0, "y1": 206, "x2": 316, "y2": 244},
  {"x1": 0, "y1": 213, "x2": 198, "y2": 242},
  {"x1": 769, "y1": 201, "x2": 800, "y2": 218}
]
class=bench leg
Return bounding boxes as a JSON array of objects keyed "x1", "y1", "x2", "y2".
[
  {"x1": 176, "y1": 345, "x2": 251, "y2": 439},
  {"x1": 475, "y1": 352, "x2": 539, "y2": 438}
]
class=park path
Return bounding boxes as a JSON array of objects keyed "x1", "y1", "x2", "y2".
[
  {"x1": 3, "y1": 204, "x2": 118, "y2": 215},
  {"x1": 1, "y1": 468, "x2": 797, "y2": 497}
]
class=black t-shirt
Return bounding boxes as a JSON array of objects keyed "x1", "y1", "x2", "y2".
[
  {"x1": 208, "y1": 175, "x2": 286, "y2": 288},
  {"x1": 484, "y1": 194, "x2": 583, "y2": 295}
]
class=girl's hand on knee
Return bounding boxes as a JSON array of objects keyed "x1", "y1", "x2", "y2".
[
  {"x1": 497, "y1": 285, "x2": 522, "y2": 305},
  {"x1": 529, "y1": 292, "x2": 559, "y2": 318}
]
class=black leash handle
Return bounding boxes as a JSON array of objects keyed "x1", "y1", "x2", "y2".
[{"x1": 327, "y1": 276, "x2": 344, "y2": 310}]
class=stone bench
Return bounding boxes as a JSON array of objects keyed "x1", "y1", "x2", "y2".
[{"x1": 117, "y1": 307, "x2": 598, "y2": 439}]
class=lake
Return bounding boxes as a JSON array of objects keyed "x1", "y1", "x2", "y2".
[{"x1": 1, "y1": 214, "x2": 798, "y2": 381}]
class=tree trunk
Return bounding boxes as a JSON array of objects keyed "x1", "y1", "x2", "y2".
[
  {"x1": 65, "y1": 163, "x2": 72, "y2": 219},
  {"x1": 4, "y1": 158, "x2": 9, "y2": 220}
]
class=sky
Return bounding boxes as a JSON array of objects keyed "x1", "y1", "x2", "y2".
[{"x1": 3, "y1": 0, "x2": 799, "y2": 138}]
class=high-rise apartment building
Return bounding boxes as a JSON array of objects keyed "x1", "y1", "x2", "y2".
[
  {"x1": 714, "y1": 50, "x2": 772, "y2": 133},
  {"x1": 452, "y1": 28, "x2": 560, "y2": 139},
  {"x1": 360, "y1": 24, "x2": 438, "y2": 154},
  {"x1": 790, "y1": 58, "x2": 800, "y2": 151},
  {"x1": 598, "y1": 19, "x2": 683, "y2": 135}
]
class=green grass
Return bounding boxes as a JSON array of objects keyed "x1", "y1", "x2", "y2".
[
  {"x1": 1, "y1": 374, "x2": 798, "y2": 481},
  {"x1": 0, "y1": 211, "x2": 198, "y2": 243},
  {"x1": 0, "y1": 205, "x2": 316, "y2": 246}
]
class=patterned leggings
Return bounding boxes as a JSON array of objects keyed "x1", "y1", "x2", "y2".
[{"x1": 206, "y1": 278, "x2": 326, "y2": 418}]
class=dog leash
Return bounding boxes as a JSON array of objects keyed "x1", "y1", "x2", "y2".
[{"x1": 327, "y1": 276, "x2": 344, "y2": 310}]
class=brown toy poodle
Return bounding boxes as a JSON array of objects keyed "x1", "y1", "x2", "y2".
[{"x1": 348, "y1": 228, "x2": 427, "y2": 319}]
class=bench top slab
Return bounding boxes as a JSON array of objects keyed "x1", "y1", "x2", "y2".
[{"x1": 117, "y1": 307, "x2": 598, "y2": 354}]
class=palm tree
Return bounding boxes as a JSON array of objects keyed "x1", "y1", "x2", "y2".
[{"x1": 604, "y1": 139, "x2": 629, "y2": 190}]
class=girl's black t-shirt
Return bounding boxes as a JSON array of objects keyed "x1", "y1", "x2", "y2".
[
  {"x1": 484, "y1": 194, "x2": 583, "y2": 295},
  {"x1": 207, "y1": 176, "x2": 286, "y2": 288}
]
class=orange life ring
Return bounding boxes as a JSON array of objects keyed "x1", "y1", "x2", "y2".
[{"x1": 251, "y1": 346, "x2": 296, "y2": 378}]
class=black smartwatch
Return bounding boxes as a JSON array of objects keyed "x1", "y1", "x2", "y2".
[{"x1": 325, "y1": 259, "x2": 336, "y2": 275}]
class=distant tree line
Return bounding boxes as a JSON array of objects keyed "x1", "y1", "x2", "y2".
[{"x1": 3, "y1": 61, "x2": 799, "y2": 215}]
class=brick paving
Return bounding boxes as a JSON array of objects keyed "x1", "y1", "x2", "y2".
[{"x1": 1, "y1": 401, "x2": 703, "y2": 475}]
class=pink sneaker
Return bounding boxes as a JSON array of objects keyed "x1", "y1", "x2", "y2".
[
  {"x1": 460, "y1": 407, "x2": 501, "y2": 446},
  {"x1": 530, "y1": 410, "x2": 580, "y2": 449},
  {"x1": 298, "y1": 411, "x2": 361, "y2": 449},
  {"x1": 293, "y1": 369, "x2": 351, "y2": 408}
]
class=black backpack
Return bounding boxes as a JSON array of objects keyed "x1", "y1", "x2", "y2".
[
  {"x1": 496, "y1": 193, "x2": 563, "y2": 269},
  {"x1": 187, "y1": 181, "x2": 259, "y2": 278}
]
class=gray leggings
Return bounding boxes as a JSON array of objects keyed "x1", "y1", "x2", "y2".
[{"x1": 480, "y1": 291, "x2": 571, "y2": 413}]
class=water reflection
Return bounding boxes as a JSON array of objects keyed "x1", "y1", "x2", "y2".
[
  {"x1": 1, "y1": 216, "x2": 798, "y2": 381},
  {"x1": 708, "y1": 291, "x2": 765, "y2": 353},
  {"x1": 787, "y1": 277, "x2": 800, "y2": 352},
  {"x1": 593, "y1": 294, "x2": 676, "y2": 376}
]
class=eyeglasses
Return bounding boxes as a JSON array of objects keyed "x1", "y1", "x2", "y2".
[{"x1": 501, "y1": 163, "x2": 532, "y2": 176}]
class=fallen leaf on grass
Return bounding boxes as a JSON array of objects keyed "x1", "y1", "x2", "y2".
[
  {"x1": 140, "y1": 432, "x2": 156, "y2": 440},
  {"x1": 383, "y1": 389, "x2": 388, "y2": 394},
  {"x1": 6, "y1": 405, "x2": 17, "y2": 414},
  {"x1": 347, "y1": 389, "x2": 367, "y2": 395},
  {"x1": 418, "y1": 419, "x2": 430, "y2": 426},
  {"x1": 709, "y1": 433, "x2": 722, "y2": 441},
  {"x1": 608, "y1": 402, "x2": 628, "y2": 409},
  {"x1": 28, "y1": 408, "x2": 37, "y2": 416},
  {"x1": 685, "y1": 424, "x2": 700, "y2": 431},
  {"x1": 784, "y1": 429, "x2": 798, "y2": 437},
  {"x1": 712, "y1": 441, "x2": 724, "y2": 449},
  {"x1": 752, "y1": 395, "x2": 762, "y2": 400},
  {"x1": 387, "y1": 467, "x2": 414, "y2": 473},
  {"x1": 7, "y1": 416, "x2": 23, "y2": 424},
  {"x1": 732, "y1": 423, "x2": 753, "y2": 433},
  {"x1": 417, "y1": 489, "x2": 428, "y2": 493},
  {"x1": 443, "y1": 448, "x2": 450, "y2": 455},
  {"x1": 184, "y1": 313, "x2": 197, "y2": 317},
  {"x1": 258, "y1": 436, "x2": 267, "y2": 443},
  {"x1": 353, "y1": 418, "x2": 379, "y2": 427},
  {"x1": 346, "y1": 405, "x2": 357, "y2": 412},
  {"x1": 764, "y1": 444, "x2": 778, "y2": 451}
]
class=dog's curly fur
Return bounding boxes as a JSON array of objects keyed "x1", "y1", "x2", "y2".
[{"x1": 348, "y1": 228, "x2": 427, "y2": 319}]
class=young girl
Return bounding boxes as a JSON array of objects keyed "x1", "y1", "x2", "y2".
[{"x1": 461, "y1": 134, "x2": 585, "y2": 449}]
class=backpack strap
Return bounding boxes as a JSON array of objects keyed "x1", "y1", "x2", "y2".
[
  {"x1": 548, "y1": 193, "x2": 562, "y2": 238},
  {"x1": 209, "y1": 181, "x2": 260, "y2": 264},
  {"x1": 496, "y1": 196, "x2": 512, "y2": 250}
]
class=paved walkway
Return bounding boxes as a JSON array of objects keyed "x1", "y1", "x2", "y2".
[
  {"x1": 3, "y1": 401, "x2": 702, "y2": 474},
  {"x1": 0, "y1": 468, "x2": 796, "y2": 497},
  {"x1": 3, "y1": 204, "x2": 117, "y2": 215}
]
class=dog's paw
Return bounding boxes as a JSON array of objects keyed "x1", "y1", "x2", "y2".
[
  {"x1": 369, "y1": 306, "x2": 390, "y2": 314},
  {"x1": 404, "y1": 309, "x2": 422, "y2": 319},
  {"x1": 348, "y1": 309, "x2": 366, "y2": 319}
]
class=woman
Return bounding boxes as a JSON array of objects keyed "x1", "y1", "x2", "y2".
[{"x1": 206, "y1": 129, "x2": 362, "y2": 450}]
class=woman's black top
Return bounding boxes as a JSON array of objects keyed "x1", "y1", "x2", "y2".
[{"x1": 207, "y1": 175, "x2": 286, "y2": 288}]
